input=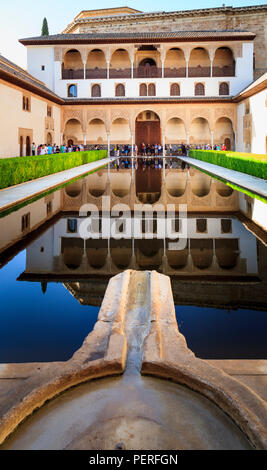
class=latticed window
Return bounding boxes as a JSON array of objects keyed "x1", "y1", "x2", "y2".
[
  {"x1": 195, "y1": 83, "x2": 205, "y2": 96},
  {"x1": 91, "y1": 84, "x2": 101, "y2": 97},
  {"x1": 219, "y1": 82, "x2": 229, "y2": 95},
  {"x1": 140, "y1": 83, "x2": 147, "y2": 96},
  {"x1": 148, "y1": 83, "x2": 156, "y2": 96},
  {"x1": 115, "y1": 84, "x2": 125, "y2": 97},
  {"x1": 170, "y1": 83, "x2": 180, "y2": 96}
]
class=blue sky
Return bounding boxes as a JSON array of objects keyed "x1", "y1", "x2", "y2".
[{"x1": 0, "y1": 0, "x2": 265, "y2": 67}]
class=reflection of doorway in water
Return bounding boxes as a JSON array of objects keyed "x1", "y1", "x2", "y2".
[{"x1": 136, "y1": 160, "x2": 162, "y2": 203}]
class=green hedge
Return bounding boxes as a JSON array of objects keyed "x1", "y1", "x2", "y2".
[
  {"x1": 189, "y1": 150, "x2": 267, "y2": 180},
  {"x1": 0, "y1": 150, "x2": 107, "y2": 189}
]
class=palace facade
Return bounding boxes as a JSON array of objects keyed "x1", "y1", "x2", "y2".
[{"x1": 0, "y1": 5, "x2": 266, "y2": 158}]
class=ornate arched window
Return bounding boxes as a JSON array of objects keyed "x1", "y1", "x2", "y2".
[
  {"x1": 115, "y1": 83, "x2": 125, "y2": 97},
  {"x1": 68, "y1": 84, "x2": 77, "y2": 98},
  {"x1": 91, "y1": 84, "x2": 101, "y2": 97},
  {"x1": 219, "y1": 82, "x2": 229, "y2": 96},
  {"x1": 140, "y1": 83, "x2": 147, "y2": 96},
  {"x1": 148, "y1": 83, "x2": 156, "y2": 96},
  {"x1": 195, "y1": 83, "x2": 205, "y2": 96},
  {"x1": 170, "y1": 83, "x2": 180, "y2": 96}
]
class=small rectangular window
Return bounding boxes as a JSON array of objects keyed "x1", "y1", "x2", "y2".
[
  {"x1": 21, "y1": 213, "x2": 30, "y2": 232},
  {"x1": 22, "y1": 96, "x2": 30, "y2": 112},
  {"x1": 47, "y1": 106, "x2": 52, "y2": 117},
  {"x1": 47, "y1": 201, "x2": 52, "y2": 216},
  {"x1": 41, "y1": 65, "x2": 45, "y2": 71}
]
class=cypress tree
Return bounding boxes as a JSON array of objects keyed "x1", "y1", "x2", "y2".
[{"x1": 41, "y1": 18, "x2": 49, "y2": 36}]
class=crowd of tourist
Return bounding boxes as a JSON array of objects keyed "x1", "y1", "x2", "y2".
[
  {"x1": 30, "y1": 141, "x2": 227, "y2": 157},
  {"x1": 31, "y1": 143, "x2": 85, "y2": 156},
  {"x1": 110, "y1": 143, "x2": 188, "y2": 157},
  {"x1": 111, "y1": 156, "x2": 182, "y2": 171}
]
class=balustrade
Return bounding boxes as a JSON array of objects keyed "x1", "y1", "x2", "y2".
[
  {"x1": 109, "y1": 68, "x2": 131, "y2": 79},
  {"x1": 164, "y1": 67, "x2": 186, "y2": 78},
  {"x1": 188, "y1": 66, "x2": 211, "y2": 77},
  {"x1": 62, "y1": 67, "x2": 84, "y2": 79},
  {"x1": 86, "y1": 68, "x2": 107, "y2": 79},
  {"x1": 61, "y1": 64, "x2": 235, "y2": 80},
  {"x1": 212, "y1": 64, "x2": 235, "y2": 77}
]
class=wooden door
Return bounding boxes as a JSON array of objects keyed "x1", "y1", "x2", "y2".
[
  {"x1": 224, "y1": 138, "x2": 231, "y2": 150},
  {"x1": 26, "y1": 136, "x2": 31, "y2": 156},
  {"x1": 135, "y1": 121, "x2": 161, "y2": 152},
  {"x1": 20, "y1": 136, "x2": 23, "y2": 157}
]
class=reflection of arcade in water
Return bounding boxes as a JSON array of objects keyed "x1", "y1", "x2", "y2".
[
  {"x1": 62, "y1": 166, "x2": 239, "y2": 212},
  {"x1": 20, "y1": 215, "x2": 259, "y2": 277},
  {"x1": 17, "y1": 214, "x2": 267, "y2": 311},
  {"x1": 0, "y1": 165, "x2": 266, "y2": 311}
]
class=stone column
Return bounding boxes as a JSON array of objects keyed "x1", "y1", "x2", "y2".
[
  {"x1": 83, "y1": 135, "x2": 87, "y2": 146},
  {"x1": 162, "y1": 133, "x2": 166, "y2": 182},
  {"x1": 107, "y1": 132, "x2": 111, "y2": 181},
  {"x1": 209, "y1": 48, "x2": 216, "y2": 78},
  {"x1": 83, "y1": 61, "x2": 86, "y2": 80},
  {"x1": 161, "y1": 59, "x2": 165, "y2": 78},
  {"x1": 211, "y1": 131, "x2": 214, "y2": 148},
  {"x1": 107, "y1": 132, "x2": 111, "y2": 155},
  {"x1": 160, "y1": 48, "x2": 166, "y2": 78},
  {"x1": 131, "y1": 133, "x2": 134, "y2": 181},
  {"x1": 131, "y1": 60, "x2": 134, "y2": 79},
  {"x1": 104, "y1": 47, "x2": 111, "y2": 80},
  {"x1": 80, "y1": 48, "x2": 88, "y2": 80},
  {"x1": 131, "y1": 133, "x2": 134, "y2": 157},
  {"x1": 186, "y1": 134, "x2": 190, "y2": 146},
  {"x1": 183, "y1": 48, "x2": 190, "y2": 79}
]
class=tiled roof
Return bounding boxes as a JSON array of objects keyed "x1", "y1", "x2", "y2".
[
  {"x1": 19, "y1": 30, "x2": 255, "y2": 45},
  {"x1": 233, "y1": 72, "x2": 267, "y2": 102},
  {"x1": 0, "y1": 55, "x2": 63, "y2": 104}
]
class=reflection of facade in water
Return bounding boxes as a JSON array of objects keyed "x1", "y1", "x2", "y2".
[
  {"x1": 62, "y1": 167, "x2": 239, "y2": 212},
  {"x1": 0, "y1": 166, "x2": 265, "y2": 311},
  {"x1": 17, "y1": 216, "x2": 267, "y2": 311},
  {"x1": 22, "y1": 215, "x2": 258, "y2": 277}
]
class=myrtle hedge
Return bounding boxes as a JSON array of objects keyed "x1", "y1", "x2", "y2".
[
  {"x1": 189, "y1": 150, "x2": 267, "y2": 180},
  {"x1": 0, "y1": 150, "x2": 107, "y2": 189}
]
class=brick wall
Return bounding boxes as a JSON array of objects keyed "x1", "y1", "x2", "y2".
[{"x1": 76, "y1": 7, "x2": 267, "y2": 80}]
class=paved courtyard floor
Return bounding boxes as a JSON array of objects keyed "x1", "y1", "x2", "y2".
[{"x1": 0, "y1": 157, "x2": 114, "y2": 213}]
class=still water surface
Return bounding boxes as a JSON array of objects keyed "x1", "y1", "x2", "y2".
[{"x1": 0, "y1": 166, "x2": 266, "y2": 362}]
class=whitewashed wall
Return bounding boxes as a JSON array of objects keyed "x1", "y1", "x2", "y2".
[
  {"x1": 26, "y1": 42, "x2": 254, "y2": 99},
  {"x1": 0, "y1": 81, "x2": 61, "y2": 158},
  {"x1": 236, "y1": 87, "x2": 267, "y2": 154}
]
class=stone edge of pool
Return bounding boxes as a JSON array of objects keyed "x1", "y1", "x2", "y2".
[{"x1": 0, "y1": 270, "x2": 266, "y2": 449}]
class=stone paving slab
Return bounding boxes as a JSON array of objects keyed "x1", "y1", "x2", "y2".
[
  {"x1": 0, "y1": 157, "x2": 115, "y2": 213},
  {"x1": 179, "y1": 156, "x2": 267, "y2": 199}
]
